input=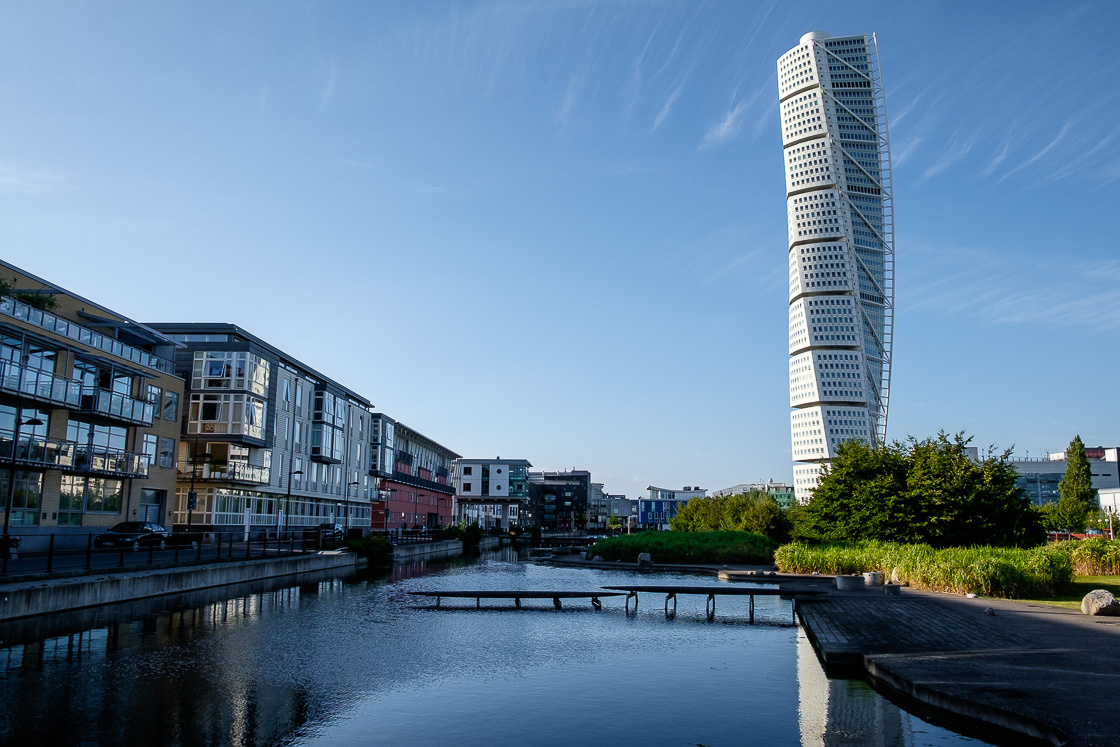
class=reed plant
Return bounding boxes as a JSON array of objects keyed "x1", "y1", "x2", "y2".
[
  {"x1": 774, "y1": 541, "x2": 1072, "y2": 598},
  {"x1": 1048, "y1": 538, "x2": 1120, "y2": 576}
]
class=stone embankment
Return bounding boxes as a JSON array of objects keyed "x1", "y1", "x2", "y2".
[{"x1": 0, "y1": 551, "x2": 360, "y2": 622}]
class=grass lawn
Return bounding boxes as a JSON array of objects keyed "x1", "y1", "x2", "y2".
[{"x1": 1014, "y1": 576, "x2": 1120, "y2": 609}]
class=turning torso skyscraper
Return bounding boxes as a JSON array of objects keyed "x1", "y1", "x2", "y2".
[{"x1": 778, "y1": 31, "x2": 895, "y2": 501}]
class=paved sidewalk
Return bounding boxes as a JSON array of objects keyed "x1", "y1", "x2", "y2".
[{"x1": 798, "y1": 585, "x2": 1120, "y2": 747}]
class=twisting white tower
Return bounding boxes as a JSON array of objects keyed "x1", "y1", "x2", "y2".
[{"x1": 778, "y1": 31, "x2": 894, "y2": 501}]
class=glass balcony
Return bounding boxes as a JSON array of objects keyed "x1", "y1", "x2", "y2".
[
  {"x1": 0, "y1": 359, "x2": 83, "y2": 408},
  {"x1": 0, "y1": 295, "x2": 176, "y2": 375},
  {"x1": 78, "y1": 387, "x2": 155, "y2": 426},
  {"x1": 0, "y1": 432, "x2": 148, "y2": 477},
  {"x1": 179, "y1": 462, "x2": 271, "y2": 485}
]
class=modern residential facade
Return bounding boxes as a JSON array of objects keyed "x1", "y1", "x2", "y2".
[
  {"x1": 528, "y1": 469, "x2": 590, "y2": 531},
  {"x1": 587, "y1": 485, "x2": 635, "y2": 530},
  {"x1": 1012, "y1": 447, "x2": 1119, "y2": 505},
  {"x1": 637, "y1": 486, "x2": 705, "y2": 531},
  {"x1": 369, "y1": 413, "x2": 459, "y2": 530},
  {"x1": 779, "y1": 30, "x2": 895, "y2": 501},
  {"x1": 147, "y1": 323, "x2": 374, "y2": 537},
  {"x1": 0, "y1": 260, "x2": 184, "y2": 547},
  {"x1": 452, "y1": 458, "x2": 531, "y2": 530},
  {"x1": 711, "y1": 481, "x2": 798, "y2": 509}
]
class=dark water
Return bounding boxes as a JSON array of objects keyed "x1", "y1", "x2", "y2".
[{"x1": 0, "y1": 550, "x2": 987, "y2": 746}]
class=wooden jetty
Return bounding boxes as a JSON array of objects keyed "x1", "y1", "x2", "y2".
[
  {"x1": 601, "y1": 585, "x2": 825, "y2": 622},
  {"x1": 408, "y1": 590, "x2": 625, "y2": 610}
]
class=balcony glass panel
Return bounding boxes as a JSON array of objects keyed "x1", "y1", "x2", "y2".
[{"x1": 0, "y1": 295, "x2": 175, "y2": 374}]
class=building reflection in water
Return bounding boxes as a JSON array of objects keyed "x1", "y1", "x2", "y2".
[{"x1": 798, "y1": 630, "x2": 959, "y2": 746}]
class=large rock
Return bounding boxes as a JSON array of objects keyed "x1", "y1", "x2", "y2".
[
  {"x1": 637, "y1": 552, "x2": 652, "y2": 569},
  {"x1": 1081, "y1": 589, "x2": 1120, "y2": 616}
]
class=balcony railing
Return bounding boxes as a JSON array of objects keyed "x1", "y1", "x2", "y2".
[
  {"x1": 0, "y1": 433, "x2": 149, "y2": 477},
  {"x1": 0, "y1": 295, "x2": 176, "y2": 374},
  {"x1": 78, "y1": 387, "x2": 155, "y2": 426},
  {"x1": 0, "y1": 359, "x2": 83, "y2": 408},
  {"x1": 179, "y1": 462, "x2": 271, "y2": 485}
]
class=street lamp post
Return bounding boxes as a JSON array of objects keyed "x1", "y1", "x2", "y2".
[
  {"x1": 284, "y1": 456, "x2": 303, "y2": 539},
  {"x1": 347, "y1": 480, "x2": 361, "y2": 536},
  {"x1": 2, "y1": 416, "x2": 44, "y2": 563}
]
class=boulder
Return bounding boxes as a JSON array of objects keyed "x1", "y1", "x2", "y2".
[
  {"x1": 637, "y1": 552, "x2": 652, "y2": 569},
  {"x1": 890, "y1": 567, "x2": 902, "y2": 585},
  {"x1": 593, "y1": 555, "x2": 604, "y2": 562},
  {"x1": 1081, "y1": 589, "x2": 1120, "y2": 616}
]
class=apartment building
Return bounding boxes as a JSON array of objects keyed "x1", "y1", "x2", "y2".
[
  {"x1": 0, "y1": 260, "x2": 184, "y2": 548},
  {"x1": 452, "y1": 458, "x2": 531, "y2": 531},
  {"x1": 147, "y1": 323, "x2": 374, "y2": 537},
  {"x1": 369, "y1": 413, "x2": 459, "y2": 530}
]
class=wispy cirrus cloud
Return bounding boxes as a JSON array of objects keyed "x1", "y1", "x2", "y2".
[
  {"x1": 699, "y1": 82, "x2": 768, "y2": 151},
  {"x1": 904, "y1": 239, "x2": 1120, "y2": 330},
  {"x1": 0, "y1": 164, "x2": 77, "y2": 195}
]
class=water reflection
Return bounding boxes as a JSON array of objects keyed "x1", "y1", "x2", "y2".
[{"x1": 0, "y1": 551, "x2": 986, "y2": 746}]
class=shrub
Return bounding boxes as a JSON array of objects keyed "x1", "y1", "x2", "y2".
[
  {"x1": 344, "y1": 534, "x2": 393, "y2": 566},
  {"x1": 773, "y1": 541, "x2": 1072, "y2": 598},
  {"x1": 589, "y1": 531, "x2": 777, "y2": 565}
]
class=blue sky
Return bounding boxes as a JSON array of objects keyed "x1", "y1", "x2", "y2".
[{"x1": 2, "y1": 1, "x2": 1118, "y2": 498}]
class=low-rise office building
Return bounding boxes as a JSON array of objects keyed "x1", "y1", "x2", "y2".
[
  {"x1": 1012, "y1": 447, "x2": 1119, "y2": 505},
  {"x1": 0, "y1": 260, "x2": 184, "y2": 545},
  {"x1": 452, "y1": 458, "x2": 531, "y2": 530},
  {"x1": 369, "y1": 414, "x2": 459, "y2": 530},
  {"x1": 148, "y1": 323, "x2": 374, "y2": 537},
  {"x1": 712, "y1": 481, "x2": 797, "y2": 509},
  {"x1": 638, "y1": 486, "x2": 705, "y2": 530}
]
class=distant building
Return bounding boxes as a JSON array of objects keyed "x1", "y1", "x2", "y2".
[
  {"x1": 586, "y1": 485, "x2": 633, "y2": 530},
  {"x1": 452, "y1": 458, "x2": 531, "y2": 530},
  {"x1": 369, "y1": 414, "x2": 459, "y2": 530},
  {"x1": 528, "y1": 469, "x2": 590, "y2": 531},
  {"x1": 1011, "y1": 447, "x2": 1118, "y2": 505},
  {"x1": 638, "y1": 486, "x2": 705, "y2": 531},
  {"x1": 149, "y1": 323, "x2": 374, "y2": 536},
  {"x1": 0, "y1": 260, "x2": 184, "y2": 546},
  {"x1": 711, "y1": 481, "x2": 797, "y2": 509}
]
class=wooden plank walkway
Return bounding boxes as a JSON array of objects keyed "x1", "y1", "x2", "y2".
[
  {"x1": 602, "y1": 585, "x2": 825, "y2": 622},
  {"x1": 796, "y1": 595, "x2": 1030, "y2": 671},
  {"x1": 409, "y1": 590, "x2": 625, "y2": 610}
]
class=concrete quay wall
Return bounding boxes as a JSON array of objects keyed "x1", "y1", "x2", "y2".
[
  {"x1": 390, "y1": 540, "x2": 463, "y2": 561},
  {"x1": 0, "y1": 552, "x2": 360, "y2": 622}
]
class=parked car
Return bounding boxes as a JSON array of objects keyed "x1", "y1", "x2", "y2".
[
  {"x1": 318, "y1": 523, "x2": 344, "y2": 541},
  {"x1": 93, "y1": 522, "x2": 171, "y2": 551}
]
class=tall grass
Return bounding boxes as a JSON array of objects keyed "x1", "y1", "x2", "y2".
[
  {"x1": 589, "y1": 531, "x2": 777, "y2": 565},
  {"x1": 1049, "y1": 538, "x2": 1120, "y2": 576},
  {"x1": 774, "y1": 541, "x2": 1072, "y2": 598}
]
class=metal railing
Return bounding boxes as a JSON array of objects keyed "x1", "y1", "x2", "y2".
[
  {"x1": 79, "y1": 387, "x2": 155, "y2": 425},
  {"x1": 0, "y1": 433, "x2": 149, "y2": 477},
  {"x1": 0, "y1": 359, "x2": 83, "y2": 408},
  {"x1": 0, "y1": 529, "x2": 323, "y2": 578},
  {"x1": 0, "y1": 295, "x2": 176, "y2": 374}
]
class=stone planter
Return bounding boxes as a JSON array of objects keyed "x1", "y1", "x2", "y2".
[
  {"x1": 835, "y1": 575, "x2": 863, "y2": 591},
  {"x1": 863, "y1": 571, "x2": 884, "y2": 586}
]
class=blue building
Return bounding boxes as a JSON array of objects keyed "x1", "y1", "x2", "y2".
[{"x1": 637, "y1": 485, "x2": 705, "y2": 530}]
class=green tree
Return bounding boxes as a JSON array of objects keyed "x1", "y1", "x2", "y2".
[
  {"x1": 670, "y1": 491, "x2": 792, "y2": 542},
  {"x1": 799, "y1": 432, "x2": 1043, "y2": 548},
  {"x1": 606, "y1": 514, "x2": 621, "y2": 530},
  {"x1": 1053, "y1": 435, "x2": 1097, "y2": 532}
]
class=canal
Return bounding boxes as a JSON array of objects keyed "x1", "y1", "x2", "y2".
[{"x1": 0, "y1": 549, "x2": 989, "y2": 746}]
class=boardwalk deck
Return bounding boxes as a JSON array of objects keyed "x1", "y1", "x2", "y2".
[{"x1": 408, "y1": 590, "x2": 625, "y2": 610}]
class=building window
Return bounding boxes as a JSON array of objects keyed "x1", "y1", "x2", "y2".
[
  {"x1": 158, "y1": 437, "x2": 175, "y2": 469},
  {"x1": 0, "y1": 470, "x2": 42, "y2": 526},
  {"x1": 463, "y1": 483, "x2": 472, "y2": 492},
  {"x1": 163, "y1": 391, "x2": 179, "y2": 422},
  {"x1": 142, "y1": 434, "x2": 158, "y2": 466},
  {"x1": 147, "y1": 385, "x2": 162, "y2": 417}
]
